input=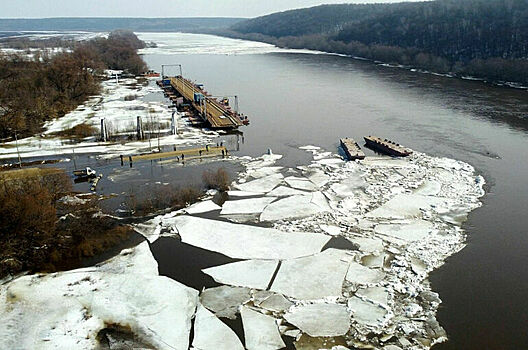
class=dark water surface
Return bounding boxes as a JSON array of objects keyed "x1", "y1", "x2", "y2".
[{"x1": 142, "y1": 50, "x2": 528, "y2": 349}]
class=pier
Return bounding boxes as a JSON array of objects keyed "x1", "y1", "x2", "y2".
[
  {"x1": 122, "y1": 145, "x2": 228, "y2": 164},
  {"x1": 340, "y1": 138, "x2": 365, "y2": 160},
  {"x1": 160, "y1": 76, "x2": 246, "y2": 129}
]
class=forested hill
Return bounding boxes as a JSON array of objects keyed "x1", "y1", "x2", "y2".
[
  {"x1": 0, "y1": 17, "x2": 244, "y2": 32},
  {"x1": 228, "y1": 0, "x2": 528, "y2": 85}
]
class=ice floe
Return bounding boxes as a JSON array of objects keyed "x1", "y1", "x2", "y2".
[
  {"x1": 228, "y1": 190, "x2": 265, "y2": 197},
  {"x1": 284, "y1": 303, "x2": 350, "y2": 337},
  {"x1": 346, "y1": 262, "x2": 386, "y2": 285},
  {"x1": 348, "y1": 296, "x2": 388, "y2": 327},
  {"x1": 203, "y1": 259, "x2": 278, "y2": 290},
  {"x1": 260, "y1": 192, "x2": 330, "y2": 222},
  {"x1": 374, "y1": 220, "x2": 435, "y2": 244},
  {"x1": 173, "y1": 216, "x2": 330, "y2": 260},
  {"x1": 356, "y1": 286, "x2": 390, "y2": 308},
  {"x1": 184, "y1": 200, "x2": 222, "y2": 214},
  {"x1": 266, "y1": 185, "x2": 309, "y2": 197},
  {"x1": 234, "y1": 173, "x2": 284, "y2": 193},
  {"x1": 200, "y1": 286, "x2": 251, "y2": 319},
  {"x1": 241, "y1": 306, "x2": 285, "y2": 350},
  {"x1": 192, "y1": 304, "x2": 244, "y2": 350},
  {"x1": 257, "y1": 294, "x2": 293, "y2": 313},
  {"x1": 220, "y1": 197, "x2": 277, "y2": 215},
  {"x1": 270, "y1": 249, "x2": 351, "y2": 300},
  {"x1": 285, "y1": 176, "x2": 319, "y2": 191}
]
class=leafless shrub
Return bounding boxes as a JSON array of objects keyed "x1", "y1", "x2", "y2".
[
  {"x1": 126, "y1": 185, "x2": 202, "y2": 216},
  {"x1": 202, "y1": 168, "x2": 231, "y2": 192}
]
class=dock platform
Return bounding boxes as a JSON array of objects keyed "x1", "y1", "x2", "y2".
[
  {"x1": 340, "y1": 138, "x2": 365, "y2": 160},
  {"x1": 168, "y1": 76, "x2": 244, "y2": 129},
  {"x1": 123, "y1": 145, "x2": 228, "y2": 163},
  {"x1": 364, "y1": 136, "x2": 412, "y2": 157}
]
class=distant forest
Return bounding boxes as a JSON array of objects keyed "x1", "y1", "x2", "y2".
[
  {"x1": 0, "y1": 17, "x2": 243, "y2": 32},
  {"x1": 221, "y1": 0, "x2": 528, "y2": 85}
]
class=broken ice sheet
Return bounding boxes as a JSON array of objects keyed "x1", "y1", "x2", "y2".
[
  {"x1": 285, "y1": 176, "x2": 319, "y2": 191},
  {"x1": 284, "y1": 303, "x2": 350, "y2": 337},
  {"x1": 346, "y1": 261, "x2": 385, "y2": 285},
  {"x1": 234, "y1": 173, "x2": 284, "y2": 193},
  {"x1": 246, "y1": 166, "x2": 283, "y2": 179},
  {"x1": 374, "y1": 220, "x2": 434, "y2": 243},
  {"x1": 241, "y1": 306, "x2": 285, "y2": 350},
  {"x1": 366, "y1": 193, "x2": 446, "y2": 219},
  {"x1": 0, "y1": 246, "x2": 198, "y2": 350},
  {"x1": 414, "y1": 180, "x2": 442, "y2": 196},
  {"x1": 192, "y1": 304, "x2": 244, "y2": 350},
  {"x1": 202, "y1": 259, "x2": 278, "y2": 290},
  {"x1": 228, "y1": 190, "x2": 264, "y2": 197},
  {"x1": 257, "y1": 294, "x2": 293, "y2": 313},
  {"x1": 220, "y1": 197, "x2": 277, "y2": 215},
  {"x1": 330, "y1": 175, "x2": 366, "y2": 197},
  {"x1": 184, "y1": 200, "x2": 221, "y2": 214},
  {"x1": 270, "y1": 249, "x2": 351, "y2": 300},
  {"x1": 356, "y1": 287, "x2": 390, "y2": 308},
  {"x1": 134, "y1": 210, "x2": 182, "y2": 243},
  {"x1": 348, "y1": 236, "x2": 384, "y2": 254},
  {"x1": 174, "y1": 216, "x2": 330, "y2": 260},
  {"x1": 200, "y1": 286, "x2": 251, "y2": 319},
  {"x1": 260, "y1": 192, "x2": 330, "y2": 222},
  {"x1": 266, "y1": 185, "x2": 309, "y2": 197},
  {"x1": 348, "y1": 296, "x2": 388, "y2": 327},
  {"x1": 305, "y1": 169, "x2": 331, "y2": 188},
  {"x1": 320, "y1": 224, "x2": 342, "y2": 236}
]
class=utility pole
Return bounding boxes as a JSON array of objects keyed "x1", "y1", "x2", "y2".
[
  {"x1": 72, "y1": 147, "x2": 77, "y2": 170},
  {"x1": 148, "y1": 106, "x2": 153, "y2": 152},
  {"x1": 14, "y1": 130, "x2": 21, "y2": 168},
  {"x1": 157, "y1": 113, "x2": 161, "y2": 152}
]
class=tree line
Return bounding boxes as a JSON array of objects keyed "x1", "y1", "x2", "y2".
[
  {"x1": 0, "y1": 30, "x2": 147, "y2": 139},
  {"x1": 225, "y1": 0, "x2": 528, "y2": 85}
]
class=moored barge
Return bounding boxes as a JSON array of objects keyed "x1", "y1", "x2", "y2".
[
  {"x1": 364, "y1": 136, "x2": 412, "y2": 157},
  {"x1": 340, "y1": 138, "x2": 366, "y2": 160}
]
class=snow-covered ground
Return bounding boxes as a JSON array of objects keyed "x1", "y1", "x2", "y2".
[
  {"x1": 0, "y1": 145, "x2": 484, "y2": 349},
  {"x1": 0, "y1": 77, "x2": 220, "y2": 162}
]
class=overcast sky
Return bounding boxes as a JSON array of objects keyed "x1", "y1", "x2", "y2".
[{"x1": 1, "y1": 0, "x2": 425, "y2": 18}]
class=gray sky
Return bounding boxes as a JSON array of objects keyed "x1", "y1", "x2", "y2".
[{"x1": 1, "y1": 0, "x2": 424, "y2": 18}]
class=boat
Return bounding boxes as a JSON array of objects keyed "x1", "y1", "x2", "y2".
[
  {"x1": 73, "y1": 167, "x2": 96, "y2": 179},
  {"x1": 143, "y1": 70, "x2": 160, "y2": 78},
  {"x1": 340, "y1": 138, "x2": 365, "y2": 160},
  {"x1": 363, "y1": 136, "x2": 412, "y2": 157}
]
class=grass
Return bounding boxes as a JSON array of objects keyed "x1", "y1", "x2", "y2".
[{"x1": 53, "y1": 123, "x2": 98, "y2": 139}]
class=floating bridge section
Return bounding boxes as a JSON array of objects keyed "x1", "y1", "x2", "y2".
[{"x1": 169, "y1": 76, "x2": 244, "y2": 129}]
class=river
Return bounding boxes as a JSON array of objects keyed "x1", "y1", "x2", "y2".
[{"x1": 138, "y1": 32, "x2": 528, "y2": 349}]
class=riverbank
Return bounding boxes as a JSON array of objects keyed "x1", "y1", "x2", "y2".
[{"x1": 203, "y1": 29, "x2": 528, "y2": 91}]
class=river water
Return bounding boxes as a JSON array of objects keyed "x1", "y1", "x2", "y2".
[{"x1": 138, "y1": 33, "x2": 528, "y2": 349}]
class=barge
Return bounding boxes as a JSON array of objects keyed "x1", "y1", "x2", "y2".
[
  {"x1": 340, "y1": 138, "x2": 365, "y2": 160},
  {"x1": 364, "y1": 136, "x2": 412, "y2": 157}
]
